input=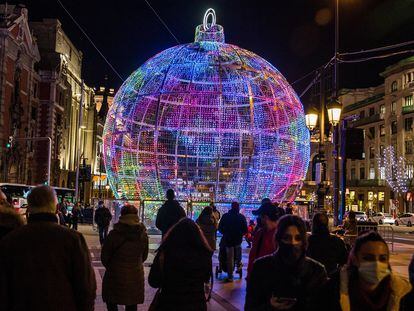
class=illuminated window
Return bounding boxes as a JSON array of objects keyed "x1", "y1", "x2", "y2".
[
  {"x1": 391, "y1": 101, "x2": 397, "y2": 114},
  {"x1": 369, "y1": 167, "x2": 375, "y2": 179},
  {"x1": 407, "y1": 163, "x2": 414, "y2": 179},
  {"x1": 405, "y1": 118, "x2": 413, "y2": 132},
  {"x1": 405, "y1": 95, "x2": 413, "y2": 107},
  {"x1": 391, "y1": 81, "x2": 397, "y2": 92}
]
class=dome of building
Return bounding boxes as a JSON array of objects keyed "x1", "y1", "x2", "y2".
[{"x1": 103, "y1": 9, "x2": 310, "y2": 202}]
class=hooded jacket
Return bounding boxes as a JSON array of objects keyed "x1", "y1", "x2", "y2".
[
  {"x1": 101, "y1": 214, "x2": 149, "y2": 305},
  {"x1": 196, "y1": 212, "x2": 217, "y2": 250}
]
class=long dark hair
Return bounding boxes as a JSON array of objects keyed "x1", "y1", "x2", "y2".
[
  {"x1": 275, "y1": 215, "x2": 308, "y2": 251},
  {"x1": 159, "y1": 218, "x2": 212, "y2": 253},
  {"x1": 348, "y1": 231, "x2": 389, "y2": 267},
  {"x1": 199, "y1": 205, "x2": 213, "y2": 218}
]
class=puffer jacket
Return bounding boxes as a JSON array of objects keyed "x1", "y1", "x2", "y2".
[
  {"x1": 218, "y1": 209, "x2": 248, "y2": 247},
  {"x1": 196, "y1": 212, "x2": 217, "y2": 250},
  {"x1": 155, "y1": 200, "x2": 186, "y2": 236},
  {"x1": 101, "y1": 215, "x2": 149, "y2": 305}
]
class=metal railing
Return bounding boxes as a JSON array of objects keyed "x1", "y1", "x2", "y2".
[{"x1": 344, "y1": 224, "x2": 394, "y2": 251}]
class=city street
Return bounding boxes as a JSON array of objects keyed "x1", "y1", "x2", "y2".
[{"x1": 80, "y1": 224, "x2": 413, "y2": 311}]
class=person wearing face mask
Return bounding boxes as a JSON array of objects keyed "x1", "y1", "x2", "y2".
[
  {"x1": 245, "y1": 215, "x2": 328, "y2": 311},
  {"x1": 323, "y1": 231, "x2": 412, "y2": 311}
]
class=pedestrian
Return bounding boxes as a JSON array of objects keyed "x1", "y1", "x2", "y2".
[
  {"x1": 401, "y1": 254, "x2": 414, "y2": 309},
  {"x1": 245, "y1": 215, "x2": 328, "y2": 311},
  {"x1": 0, "y1": 206, "x2": 24, "y2": 239},
  {"x1": 307, "y1": 212, "x2": 348, "y2": 276},
  {"x1": 323, "y1": 231, "x2": 412, "y2": 311},
  {"x1": 148, "y1": 218, "x2": 212, "y2": 311},
  {"x1": 0, "y1": 185, "x2": 96, "y2": 310},
  {"x1": 211, "y1": 202, "x2": 221, "y2": 224},
  {"x1": 245, "y1": 219, "x2": 255, "y2": 248},
  {"x1": 343, "y1": 210, "x2": 357, "y2": 235},
  {"x1": 285, "y1": 202, "x2": 293, "y2": 215},
  {"x1": 155, "y1": 189, "x2": 186, "y2": 237},
  {"x1": 101, "y1": 204, "x2": 149, "y2": 311},
  {"x1": 196, "y1": 205, "x2": 218, "y2": 250},
  {"x1": 0, "y1": 189, "x2": 12, "y2": 209},
  {"x1": 218, "y1": 201, "x2": 248, "y2": 281},
  {"x1": 246, "y1": 203, "x2": 285, "y2": 280},
  {"x1": 71, "y1": 202, "x2": 81, "y2": 231},
  {"x1": 95, "y1": 200, "x2": 112, "y2": 245}
]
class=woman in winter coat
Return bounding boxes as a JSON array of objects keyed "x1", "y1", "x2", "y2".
[
  {"x1": 196, "y1": 205, "x2": 218, "y2": 250},
  {"x1": 101, "y1": 204, "x2": 149, "y2": 311},
  {"x1": 149, "y1": 217, "x2": 213, "y2": 311},
  {"x1": 245, "y1": 215, "x2": 328, "y2": 311},
  {"x1": 323, "y1": 231, "x2": 412, "y2": 311}
]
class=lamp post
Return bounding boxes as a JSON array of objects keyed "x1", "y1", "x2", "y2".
[{"x1": 305, "y1": 97, "x2": 342, "y2": 222}]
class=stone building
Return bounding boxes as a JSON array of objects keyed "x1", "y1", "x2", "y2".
[
  {"x1": 340, "y1": 56, "x2": 414, "y2": 213},
  {"x1": 0, "y1": 4, "x2": 41, "y2": 184},
  {"x1": 30, "y1": 19, "x2": 97, "y2": 201}
]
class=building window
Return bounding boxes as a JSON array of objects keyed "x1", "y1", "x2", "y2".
[
  {"x1": 380, "y1": 145, "x2": 384, "y2": 156},
  {"x1": 391, "y1": 80, "x2": 398, "y2": 92},
  {"x1": 391, "y1": 121, "x2": 398, "y2": 134},
  {"x1": 405, "y1": 95, "x2": 413, "y2": 107},
  {"x1": 369, "y1": 146, "x2": 375, "y2": 158},
  {"x1": 406, "y1": 140, "x2": 413, "y2": 155},
  {"x1": 406, "y1": 72, "x2": 413, "y2": 85},
  {"x1": 369, "y1": 167, "x2": 375, "y2": 180},
  {"x1": 360, "y1": 167, "x2": 365, "y2": 180},
  {"x1": 380, "y1": 124, "x2": 385, "y2": 136},
  {"x1": 31, "y1": 107, "x2": 37, "y2": 120},
  {"x1": 405, "y1": 118, "x2": 413, "y2": 132},
  {"x1": 407, "y1": 164, "x2": 414, "y2": 179},
  {"x1": 379, "y1": 167, "x2": 385, "y2": 180},
  {"x1": 380, "y1": 104, "x2": 385, "y2": 116},
  {"x1": 33, "y1": 82, "x2": 38, "y2": 98},
  {"x1": 360, "y1": 110, "x2": 365, "y2": 118},
  {"x1": 391, "y1": 101, "x2": 397, "y2": 114},
  {"x1": 369, "y1": 107, "x2": 375, "y2": 116},
  {"x1": 351, "y1": 168, "x2": 356, "y2": 180}
]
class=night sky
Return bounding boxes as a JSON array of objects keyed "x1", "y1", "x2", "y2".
[{"x1": 22, "y1": 0, "x2": 414, "y2": 103}]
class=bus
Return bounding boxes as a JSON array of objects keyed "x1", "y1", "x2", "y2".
[{"x1": 0, "y1": 183, "x2": 75, "y2": 209}]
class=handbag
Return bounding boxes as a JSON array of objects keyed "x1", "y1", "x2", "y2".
[{"x1": 149, "y1": 251, "x2": 165, "y2": 311}]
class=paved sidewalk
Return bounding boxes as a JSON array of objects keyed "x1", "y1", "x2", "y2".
[{"x1": 80, "y1": 224, "x2": 412, "y2": 311}]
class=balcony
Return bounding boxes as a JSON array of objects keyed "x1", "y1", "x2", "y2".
[
  {"x1": 351, "y1": 113, "x2": 382, "y2": 127},
  {"x1": 403, "y1": 105, "x2": 414, "y2": 114},
  {"x1": 347, "y1": 179, "x2": 386, "y2": 187}
]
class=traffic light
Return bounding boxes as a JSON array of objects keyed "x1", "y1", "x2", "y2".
[{"x1": 6, "y1": 136, "x2": 13, "y2": 149}]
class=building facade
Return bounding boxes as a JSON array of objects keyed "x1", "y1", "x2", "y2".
[
  {"x1": 0, "y1": 4, "x2": 41, "y2": 184},
  {"x1": 30, "y1": 19, "x2": 97, "y2": 202},
  {"x1": 340, "y1": 56, "x2": 414, "y2": 213}
]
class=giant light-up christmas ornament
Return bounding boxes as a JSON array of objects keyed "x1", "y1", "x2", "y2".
[{"x1": 103, "y1": 9, "x2": 310, "y2": 202}]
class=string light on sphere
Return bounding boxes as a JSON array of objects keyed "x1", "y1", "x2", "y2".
[{"x1": 103, "y1": 9, "x2": 310, "y2": 202}]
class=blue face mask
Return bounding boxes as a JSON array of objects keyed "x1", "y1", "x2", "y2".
[{"x1": 358, "y1": 261, "x2": 390, "y2": 285}]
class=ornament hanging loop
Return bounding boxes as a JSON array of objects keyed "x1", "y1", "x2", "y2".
[{"x1": 203, "y1": 8, "x2": 216, "y2": 30}]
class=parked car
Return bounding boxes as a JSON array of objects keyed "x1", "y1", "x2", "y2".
[
  {"x1": 345, "y1": 211, "x2": 367, "y2": 221},
  {"x1": 369, "y1": 212, "x2": 394, "y2": 225},
  {"x1": 395, "y1": 213, "x2": 414, "y2": 227}
]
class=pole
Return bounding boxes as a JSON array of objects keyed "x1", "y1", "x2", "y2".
[
  {"x1": 334, "y1": 0, "x2": 339, "y2": 97},
  {"x1": 317, "y1": 69, "x2": 326, "y2": 211},
  {"x1": 333, "y1": 124, "x2": 340, "y2": 225},
  {"x1": 75, "y1": 80, "x2": 84, "y2": 202}
]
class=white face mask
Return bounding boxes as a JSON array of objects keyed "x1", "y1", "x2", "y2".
[{"x1": 358, "y1": 261, "x2": 391, "y2": 285}]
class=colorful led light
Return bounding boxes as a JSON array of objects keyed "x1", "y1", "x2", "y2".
[{"x1": 103, "y1": 10, "x2": 310, "y2": 202}]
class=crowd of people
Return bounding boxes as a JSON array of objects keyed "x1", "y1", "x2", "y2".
[{"x1": 1, "y1": 186, "x2": 414, "y2": 310}]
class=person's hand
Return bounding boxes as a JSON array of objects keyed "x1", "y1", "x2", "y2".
[{"x1": 270, "y1": 297, "x2": 296, "y2": 310}]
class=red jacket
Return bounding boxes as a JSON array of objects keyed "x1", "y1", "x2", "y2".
[{"x1": 247, "y1": 227, "x2": 277, "y2": 280}]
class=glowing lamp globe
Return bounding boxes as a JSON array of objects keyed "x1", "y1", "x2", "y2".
[{"x1": 103, "y1": 9, "x2": 310, "y2": 202}]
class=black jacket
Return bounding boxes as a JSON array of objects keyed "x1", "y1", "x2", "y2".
[
  {"x1": 95, "y1": 206, "x2": 112, "y2": 227},
  {"x1": 245, "y1": 253, "x2": 328, "y2": 311},
  {"x1": 306, "y1": 231, "x2": 348, "y2": 276},
  {"x1": 155, "y1": 200, "x2": 186, "y2": 235},
  {"x1": 218, "y1": 209, "x2": 248, "y2": 247},
  {"x1": 0, "y1": 213, "x2": 96, "y2": 311},
  {"x1": 148, "y1": 247, "x2": 211, "y2": 310}
]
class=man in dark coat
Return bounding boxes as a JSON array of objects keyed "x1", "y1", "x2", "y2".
[
  {"x1": 218, "y1": 201, "x2": 248, "y2": 281},
  {"x1": 155, "y1": 189, "x2": 186, "y2": 236},
  {"x1": 0, "y1": 185, "x2": 96, "y2": 310},
  {"x1": 95, "y1": 200, "x2": 112, "y2": 245},
  {"x1": 306, "y1": 212, "x2": 348, "y2": 276}
]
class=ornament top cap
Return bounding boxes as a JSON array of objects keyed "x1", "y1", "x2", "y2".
[{"x1": 195, "y1": 8, "x2": 225, "y2": 43}]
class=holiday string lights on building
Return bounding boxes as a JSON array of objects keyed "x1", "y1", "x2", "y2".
[
  {"x1": 103, "y1": 9, "x2": 310, "y2": 202},
  {"x1": 378, "y1": 146, "x2": 408, "y2": 194}
]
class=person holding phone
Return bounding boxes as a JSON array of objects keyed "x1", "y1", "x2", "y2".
[{"x1": 245, "y1": 215, "x2": 328, "y2": 310}]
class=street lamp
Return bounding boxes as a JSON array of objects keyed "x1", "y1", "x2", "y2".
[
  {"x1": 327, "y1": 99, "x2": 342, "y2": 126},
  {"x1": 305, "y1": 107, "x2": 319, "y2": 131}
]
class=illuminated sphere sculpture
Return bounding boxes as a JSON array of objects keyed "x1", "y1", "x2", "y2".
[{"x1": 103, "y1": 9, "x2": 310, "y2": 202}]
